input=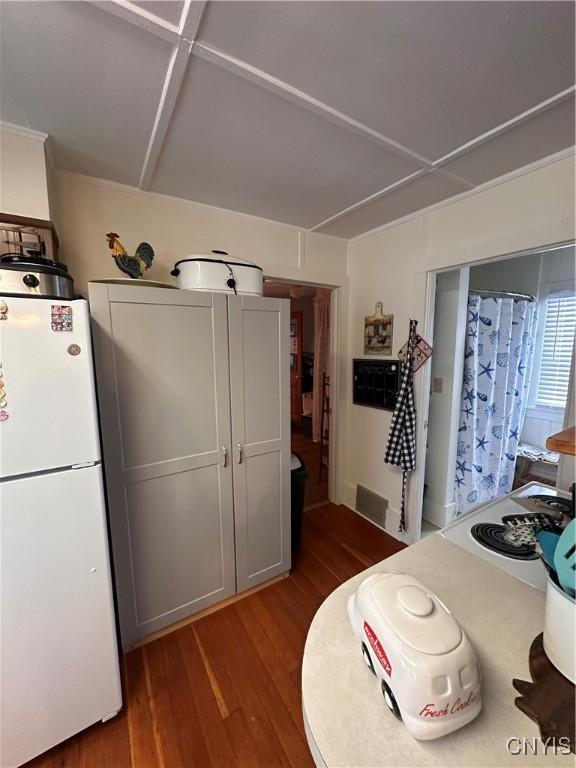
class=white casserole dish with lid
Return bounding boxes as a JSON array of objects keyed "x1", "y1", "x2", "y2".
[{"x1": 170, "y1": 250, "x2": 263, "y2": 296}]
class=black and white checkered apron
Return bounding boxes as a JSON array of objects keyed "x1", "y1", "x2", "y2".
[{"x1": 384, "y1": 319, "x2": 418, "y2": 532}]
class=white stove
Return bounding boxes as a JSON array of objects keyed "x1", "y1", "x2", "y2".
[{"x1": 441, "y1": 482, "x2": 573, "y2": 592}]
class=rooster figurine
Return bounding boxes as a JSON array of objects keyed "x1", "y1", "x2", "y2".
[{"x1": 106, "y1": 232, "x2": 155, "y2": 279}]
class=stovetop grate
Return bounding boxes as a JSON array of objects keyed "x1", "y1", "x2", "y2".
[{"x1": 471, "y1": 523, "x2": 539, "y2": 560}]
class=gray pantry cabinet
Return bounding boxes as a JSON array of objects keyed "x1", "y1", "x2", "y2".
[{"x1": 89, "y1": 283, "x2": 291, "y2": 647}]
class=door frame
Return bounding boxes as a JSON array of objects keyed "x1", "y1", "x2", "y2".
[
  {"x1": 411, "y1": 238, "x2": 575, "y2": 540},
  {"x1": 263, "y1": 277, "x2": 342, "y2": 506}
]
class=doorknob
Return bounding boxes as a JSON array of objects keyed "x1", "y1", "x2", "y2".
[
  {"x1": 237, "y1": 444, "x2": 244, "y2": 464},
  {"x1": 221, "y1": 446, "x2": 228, "y2": 467}
]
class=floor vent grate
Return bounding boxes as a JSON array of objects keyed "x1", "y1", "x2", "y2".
[{"x1": 355, "y1": 485, "x2": 388, "y2": 528}]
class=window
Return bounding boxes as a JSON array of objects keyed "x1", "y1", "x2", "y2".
[{"x1": 535, "y1": 292, "x2": 576, "y2": 409}]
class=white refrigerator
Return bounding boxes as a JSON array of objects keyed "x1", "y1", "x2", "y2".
[{"x1": 0, "y1": 297, "x2": 122, "y2": 767}]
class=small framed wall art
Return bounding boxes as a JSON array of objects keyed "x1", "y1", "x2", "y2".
[{"x1": 364, "y1": 302, "x2": 393, "y2": 355}]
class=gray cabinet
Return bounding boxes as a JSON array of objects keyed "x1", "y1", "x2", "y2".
[
  {"x1": 229, "y1": 295, "x2": 291, "y2": 592},
  {"x1": 89, "y1": 284, "x2": 290, "y2": 646}
]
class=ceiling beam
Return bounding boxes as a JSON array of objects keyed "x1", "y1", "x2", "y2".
[
  {"x1": 179, "y1": 0, "x2": 206, "y2": 40},
  {"x1": 309, "y1": 170, "x2": 428, "y2": 232},
  {"x1": 433, "y1": 86, "x2": 576, "y2": 167},
  {"x1": 192, "y1": 42, "x2": 434, "y2": 170},
  {"x1": 138, "y1": 1, "x2": 207, "y2": 190},
  {"x1": 90, "y1": 0, "x2": 180, "y2": 43}
]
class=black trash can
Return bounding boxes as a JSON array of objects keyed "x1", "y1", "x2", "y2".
[{"x1": 291, "y1": 451, "x2": 308, "y2": 550}]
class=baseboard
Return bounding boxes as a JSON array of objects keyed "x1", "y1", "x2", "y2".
[
  {"x1": 123, "y1": 571, "x2": 289, "y2": 652},
  {"x1": 422, "y1": 496, "x2": 456, "y2": 528}
]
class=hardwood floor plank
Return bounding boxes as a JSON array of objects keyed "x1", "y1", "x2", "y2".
[
  {"x1": 176, "y1": 627, "x2": 237, "y2": 768},
  {"x1": 191, "y1": 625, "x2": 230, "y2": 719},
  {"x1": 233, "y1": 599, "x2": 305, "y2": 737},
  {"x1": 252, "y1": 680, "x2": 314, "y2": 768},
  {"x1": 242, "y1": 592, "x2": 301, "y2": 672},
  {"x1": 125, "y1": 647, "x2": 161, "y2": 768},
  {"x1": 28, "y1": 503, "x2": 404, "y2": 768},
  {"x1": 143, "y1": 634, "x2": 210, "y2": 768},
  {"x1": 290, "y1": 546, "x2": 341, "y2": 603},
  {"x1": 223, "y1": 710, "x2": 269, "y2": 768}
]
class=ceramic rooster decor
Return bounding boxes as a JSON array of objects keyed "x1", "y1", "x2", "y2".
[{"x1": 106, "y1": 232, "x2": 155, "y2": 279}]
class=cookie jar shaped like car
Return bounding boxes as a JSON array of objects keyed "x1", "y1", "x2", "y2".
[{"x1": 347, "y1": 572, "x2": 482, "y2": 740}]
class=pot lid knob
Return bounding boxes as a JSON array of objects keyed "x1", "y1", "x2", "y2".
[{"x1": 397, "y1": 585, "x2": 434, "y2": 617}]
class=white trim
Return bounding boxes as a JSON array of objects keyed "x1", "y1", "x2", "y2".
[
  {"x1": 328, "y1": 286, "x2": 341, "y2": 505},
  {"x1": 310, "y1": 170, "x2": 427, "y2": 233},
  {"x1": 89, "y1": 0, "x2": 180, "y2": 43},
  {"x1": 297, "y1": 231, "x2": 306, "y2": 271},
  {"x1": 179, "y1": 0, "x2": 205, "y2": 40},
  {"x1": 139, "y1": 37, "x2": 193, "y2": 189},
  {"x1": 348, "y1": 147, "x2": 576, "y2": 242},
  {"x1": 433, "y1": 86, "x2": 576, "y2": 167},
  {"x1": 0, "y1": 121, "x2": 47, "y2": 142},
  {"x1": 192, "y1": 43, "x2": 434, "y2": 169}
]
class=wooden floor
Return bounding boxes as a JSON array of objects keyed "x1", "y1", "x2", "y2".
[
  {"x1": 290, "y1": 430, "x2": 329, "y2": 508},
  {"x1": 29, "y1": 504, "x2": 404, "y2": 768}
]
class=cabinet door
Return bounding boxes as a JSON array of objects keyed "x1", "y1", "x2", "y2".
[
  {"x1": 89, "y1": 285, "x2": 235, "y2": 646},
  {"x1": 228, "y1": 295, "x2": 291, "y2": 592}
]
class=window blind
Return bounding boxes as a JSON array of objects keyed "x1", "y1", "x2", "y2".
[{"x1": 536, "y1": 293, "x2": 576, "y2": 408}]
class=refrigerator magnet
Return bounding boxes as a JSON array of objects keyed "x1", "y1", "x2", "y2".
[
  {"x1": 51, "y1": 305, "x2": 73, "y2": 332},
  {"x1": 0, "y1": 410, "x2": 9, "y2": 422}
]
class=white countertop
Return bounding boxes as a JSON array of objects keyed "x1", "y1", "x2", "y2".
[{"x1": 302, "y1": 534, "x2": 572, "y2": 767}]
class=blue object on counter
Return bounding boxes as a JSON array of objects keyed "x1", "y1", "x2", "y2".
[
  {"x1": 537, "y1": 530, "x2": 560, "y2": 573},
  {"x1": 554, "y1": 519, "x2": 576, "y2": 597}
]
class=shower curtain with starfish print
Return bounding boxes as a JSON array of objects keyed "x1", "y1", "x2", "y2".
[{"x1": 455, "y1": 295, "x2": 538, "y2": 514}]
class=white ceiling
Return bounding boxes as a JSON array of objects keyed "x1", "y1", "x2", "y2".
[{"x1": 1, "y1": 1, "x2": 574, "y2": 238}]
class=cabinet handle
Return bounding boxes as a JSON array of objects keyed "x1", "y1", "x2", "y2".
[
  {"x1": 237, "y1": 444, "x2": 244, "y2": 464},
  {"x1": 221, "y1": 446, "x2": 228, "y2": 467}
]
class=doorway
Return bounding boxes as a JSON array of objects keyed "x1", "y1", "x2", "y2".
[
  {"x1": 422, "y1": 242, "x2": 576, "y2": 531},
  {"x1": 263, "y1": 280, "x2": 332, "y2": 509}
]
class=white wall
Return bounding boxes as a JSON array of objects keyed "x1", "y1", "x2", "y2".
[
  {"x1": 423, "y1": 268, "x2": 469, "y2": 528},
  {"x1": 53, "y1": 172, "x2": 347, "y2": 294},
  {"x1": 345, "y1": 153, "x2": 575, "y2": 542},
  {"x1": 0, "y1": 124, "x2": 50, "y2": 220}
]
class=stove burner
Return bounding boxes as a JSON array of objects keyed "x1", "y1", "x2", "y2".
[
  {"x1": 471, "y1": 523, "x2": 538, "y2": 560},
  {"x1": 527, "y1": 494, "x2": 573, "y2": 517}
]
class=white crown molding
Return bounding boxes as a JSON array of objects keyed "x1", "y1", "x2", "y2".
[
  {"x1": 348, "y1": 146, "x2": 576, "y2": 243},
  {"x1": 0, "y1": 121, "x2": 47, "y2": 142}
]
